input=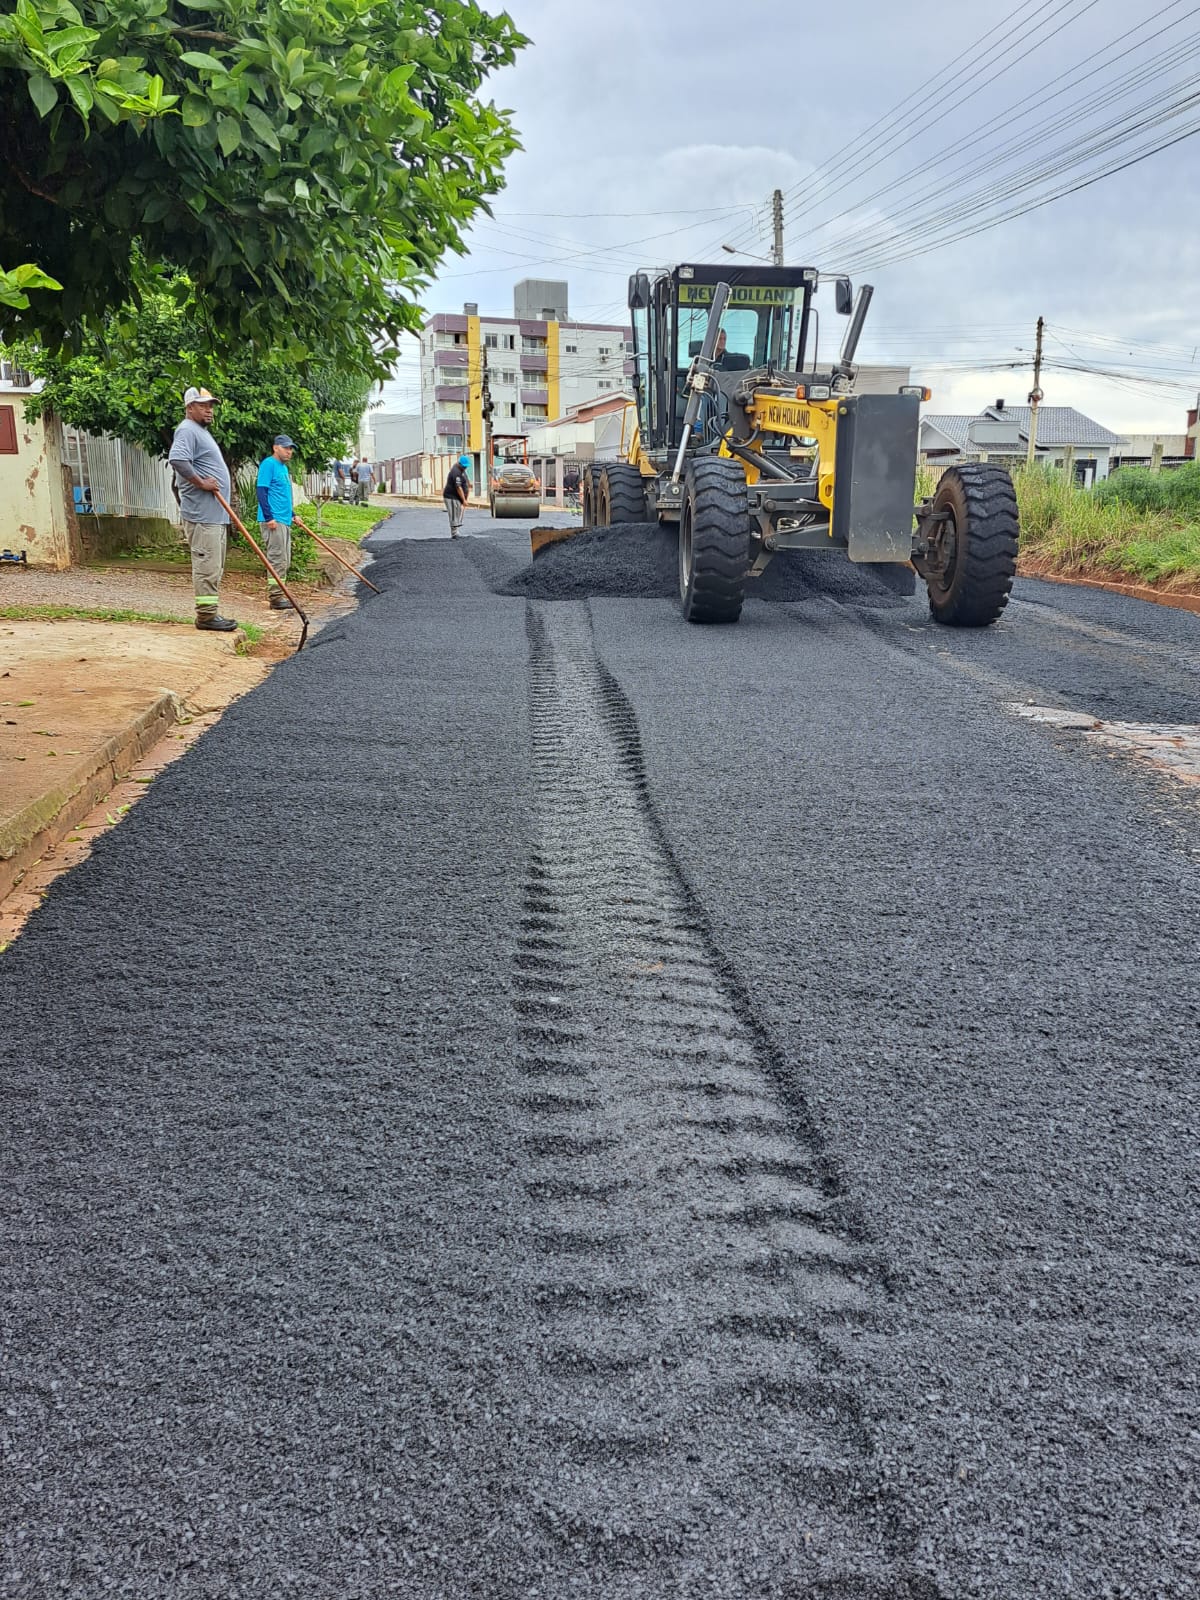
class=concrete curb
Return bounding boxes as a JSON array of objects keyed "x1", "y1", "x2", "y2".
[
  {"x1": 1020, "y1": 564, "x2": 1200, "y2": 617},
  {"x1": 0, "y1": 690, "x2": 180, "y2": 903}
]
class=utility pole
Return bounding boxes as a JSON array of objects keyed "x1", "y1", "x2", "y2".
[
  {"x1": 1026, "y1": 314, "x2": 1044, "y2": 468},
  {"x1": 771, "y1": 188, "x2": 784, "y2": 268},
  {"x1": 480, "y1": 345, "x2": 494, "y2": 484}
]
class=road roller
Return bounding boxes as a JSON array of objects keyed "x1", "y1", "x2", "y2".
[{"x1": 489, "y1": 462, "x2": 542, "y2": 519}]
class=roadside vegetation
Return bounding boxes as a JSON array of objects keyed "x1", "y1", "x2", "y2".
[
  {"x1": 921, "y1": 462, "x2": 1200, "y2": 588},
  {"x1": 1019, "y1": 463, "x2": 1200, "y2": 586},
  {"x1": 0, "y1": 603, "x2": 181, "y2": 625}
]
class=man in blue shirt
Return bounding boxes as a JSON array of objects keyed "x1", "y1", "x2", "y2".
[{"x1": 256, "y1": 434, "x2": 296, "y2": 610}]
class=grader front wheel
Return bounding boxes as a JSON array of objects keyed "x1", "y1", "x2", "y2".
[
  {"x1": 679, "y1": 457, "x2": 753, "y2": 624},
  {"x1": 922, "y1": 464, "x2": 1019, "y2": 627}
]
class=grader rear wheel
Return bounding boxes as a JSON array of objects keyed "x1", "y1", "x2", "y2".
[
  {"x1": 580, "y1": 465, "x2": 599, "y2": 528},
  {"x1": 599, "y1": 463, "x2": 647, "y2": 524},
  {"x1": 679, "y1": 457, "x2": 752, "y2": 624}
]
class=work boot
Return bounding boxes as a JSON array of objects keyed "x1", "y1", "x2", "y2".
[
  {"x1": 195, "y1": 608, "x2": 237, "y2": 632},
  {"x1": 268, "y1": 589, "x2": 294, "y2": 611}
]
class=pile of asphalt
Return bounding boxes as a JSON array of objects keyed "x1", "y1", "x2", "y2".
[{"x1": 499, "y1": 520, "x2": 913, "y2": 606}]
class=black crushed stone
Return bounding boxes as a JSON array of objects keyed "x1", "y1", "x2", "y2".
[
  {"x1": 500, "y1": 520, "x2": 914, "y2": 605},
  {"x1": 4, "y1": 503, "x2": 1199, "y2": 1597}
]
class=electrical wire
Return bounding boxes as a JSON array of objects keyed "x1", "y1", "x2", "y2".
[
  {"x1": 820, "y1": 37, "x2": 1200, "y2": 265},
  {"x1": 716, "y1": 0, "x2": 1100, "y2": 254},
  {"x1": 811, "y1": 4, "x2": 1199, "y2": 259},
  {"x1": 841, "y1": 109, "x2": 1200, "y2": 273}
]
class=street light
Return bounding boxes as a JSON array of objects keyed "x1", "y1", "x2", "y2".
[{"x1": 721, "y1": 243, "x2": 773, "y2": 263}]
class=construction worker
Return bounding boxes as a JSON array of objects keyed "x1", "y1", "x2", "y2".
[
  {"x1": 443, "y1": 454, "x2": 471, "y2": 537},
  {"x1": 256, "y1": 434, "x2": 297, "y2": 610},
  {"x1": 168, "y1": 385, "x2": 237, "y2": 632}
]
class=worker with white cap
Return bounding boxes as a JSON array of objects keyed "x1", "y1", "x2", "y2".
[{"x1": 167, "y1": 386, "x2": 236, "y2": 631}]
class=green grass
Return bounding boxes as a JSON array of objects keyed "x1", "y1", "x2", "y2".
[
  {"x1": 294, "y1": 500, "x2": 386, "y2": 543},
  {"x1": 0, "y1": 603, "x2": 184, "y2": 624},
  {"x1": 1012, "y1": 465, "x2": 1200, "y2": 586},
  {"x1": 235, "y1": 620, "x2": 266, "y2": 655}
]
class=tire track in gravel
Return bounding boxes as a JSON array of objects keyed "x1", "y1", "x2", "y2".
[{"x1": 511, "y1": 601, "x2": 944, "y2": 1597}]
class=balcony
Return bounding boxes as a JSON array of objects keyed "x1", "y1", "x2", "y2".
[
  {"x1": 435, "y1": 384, "x2": 469, "y2": 402},
  {"x1": 434, "y1": 348, "x2": 469, "y2": 369},
  {"x1": 520, "y1": 352, "x2": 548, "y2": 374},
  {"x1": 436, "y1": 419, "x2": 464, "y2": 436},
  {"x1": 520, "y1": 388, "x2": 549, "y2": 407}
]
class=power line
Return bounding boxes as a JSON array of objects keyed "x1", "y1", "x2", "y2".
[
  {"x1": 718, "y1": 0, "x2": 1099, "y2": 255},
  {"x1": 819, "y1": 24, "x2": 1200, "y2": 264},
  {"x1": 841, "y1": 106, "x2": 1200, "y2": 273}
]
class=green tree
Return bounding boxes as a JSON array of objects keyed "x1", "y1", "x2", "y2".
[
  {"x1": 0, "y1": 0, "x2": 525, "y2": 371},
  {"x1": 19, "y1": 278, "x2": 370, "y2": 470}
]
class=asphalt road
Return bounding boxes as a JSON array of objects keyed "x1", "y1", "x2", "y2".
[{"x1": 3, "y1": 502, "x2": 1198, "y2": 1598}]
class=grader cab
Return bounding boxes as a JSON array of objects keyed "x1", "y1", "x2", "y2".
[{"x1": 576, "y1": 264, "x2": 1019, "y2": 627}]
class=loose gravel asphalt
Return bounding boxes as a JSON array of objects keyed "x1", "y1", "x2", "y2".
[{"x1": 3, "y1": 502, "x2": 1199, "y2": 1599}]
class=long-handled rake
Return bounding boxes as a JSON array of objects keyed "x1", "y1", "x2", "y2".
[
  {"x1": 214, "y1": 489, "x2": 309, "y2": 653},
  {"x1": 292, "y1": 514, "x2": 381, "y2": 595}
]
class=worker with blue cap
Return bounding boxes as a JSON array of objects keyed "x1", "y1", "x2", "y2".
[
  {"x1": 256, "y1": 434, "x2": 297, "y2": 609},
  {"x1": 443, "y1": 454, "x2": 471, "y2": 538}
]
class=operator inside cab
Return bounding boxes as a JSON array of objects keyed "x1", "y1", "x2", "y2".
[{"x1": 712, "y1": 329, "x2": 750, "y2": 372}]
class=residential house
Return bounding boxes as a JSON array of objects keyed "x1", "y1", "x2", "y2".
[
  {"x1": 920, "y1": 401, "x2": 1123, "y2": 486},
  {"x1": 0, "y1": 368, "x2": 79, "y2": 568},
  {"x1": 1109, "y1": 434, "x2": 1191, "y2": 471}
]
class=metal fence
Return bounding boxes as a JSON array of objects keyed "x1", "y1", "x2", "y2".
[{"x1": 62, "y1": 427, "x2": 180, "y2": 521}]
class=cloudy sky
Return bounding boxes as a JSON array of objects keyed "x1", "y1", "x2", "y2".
[{"x1": 380, "y1": 0, "x2": 1200, "y2": 435}]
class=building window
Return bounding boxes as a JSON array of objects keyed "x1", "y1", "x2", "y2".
[
  {"x1": 564, "y1": 343, "x2": 577, "y2": 354},
  {"x1": 598, "y1": 381, "x2": 612, "y2": 390},
  {"x1": 500, "y1": 370, "x2": 516, "y2": 385},
  {"x1": 505, "y1": 403, "x2": 517, "y2": 418},
  {"x1": 522, "y1": 336, "x2": 546, "y2": 352},
  {"x1": 503, "y1": 334, "x2": 516, "y2": 350},
  {"x1": 598, "y1": 346, "x2": 611, "y2": 356},
  {"x1": 484, "y1": 333, "x2": 498, "y2": 348}
]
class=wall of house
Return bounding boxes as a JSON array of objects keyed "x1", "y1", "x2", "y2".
[{"x1": 0, "y1": 394, "x2": 78, "y2": 568}]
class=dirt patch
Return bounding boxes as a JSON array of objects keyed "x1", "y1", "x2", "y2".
[{"x1": 500, "y1": 522, "x2": 914, "y2": 606}]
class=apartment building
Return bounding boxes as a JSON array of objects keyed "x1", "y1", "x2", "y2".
[{"x1": 419, "y1": 280, "x2": 632, "y2": 475}]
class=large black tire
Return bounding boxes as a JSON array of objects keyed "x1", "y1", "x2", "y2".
[
  {"x1": 679, "y1": 457, "x2": 752, "y2": 624},
  {"x1": 924, "y1": 464, "x2": 1019, "y2": 627},
  {"x1": 597, "y1": 462, "x2": 647, "y2": 525},
  {"x1": 580, "y1": 465, "x2": 599, "y2": 529}
]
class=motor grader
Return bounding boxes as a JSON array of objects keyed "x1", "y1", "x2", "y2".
[{"x1": 569, "y1": 264, "x2": 1018, "y2": 626}]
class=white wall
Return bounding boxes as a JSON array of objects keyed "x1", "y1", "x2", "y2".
[{"x1": 0, "y1": 392, "x2": 76, "y2": 568}]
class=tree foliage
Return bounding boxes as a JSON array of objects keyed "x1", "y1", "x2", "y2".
[
  {"x1": 0, "y1": 0, "x2": 525, "y2": 371},
  {"x1": 19, "y1": 277, "x2": 371, "y2": 470}
]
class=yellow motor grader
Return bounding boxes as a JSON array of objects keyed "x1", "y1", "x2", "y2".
[{"x1": 559, "y1": 264, "x2": 1018, "y2": 626}]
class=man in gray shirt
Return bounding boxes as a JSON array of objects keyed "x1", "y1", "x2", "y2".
[{"x1": 168, "y1": 386, "x2": 236, "y2": 631}]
